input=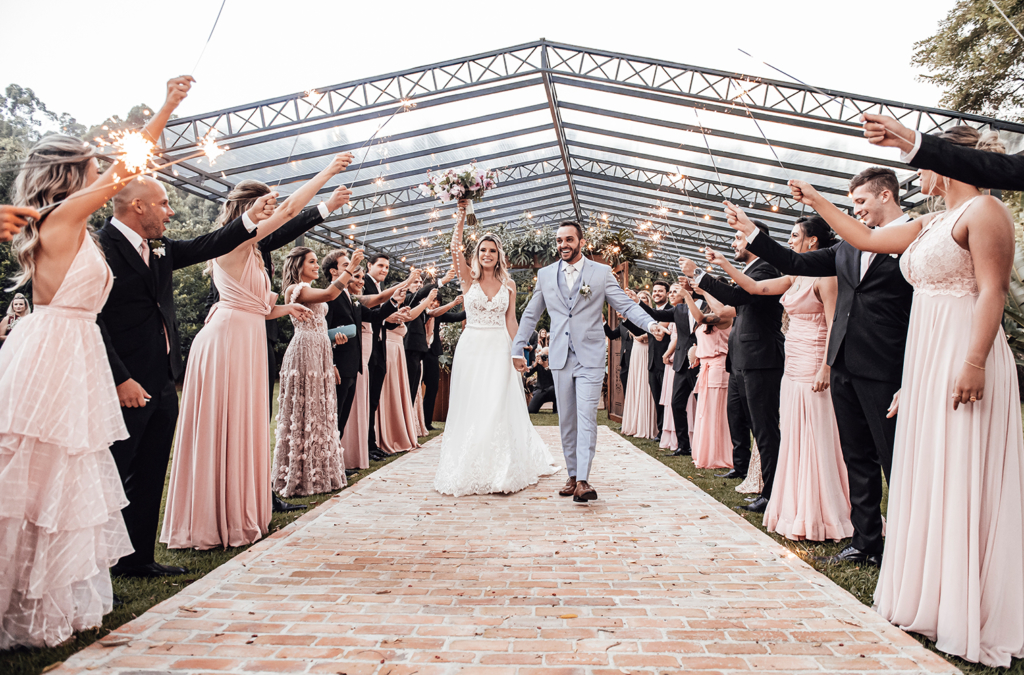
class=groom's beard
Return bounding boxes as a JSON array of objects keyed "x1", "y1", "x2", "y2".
[{"x1": 559, "y1": 244, "x2": 581, "y2": 262}]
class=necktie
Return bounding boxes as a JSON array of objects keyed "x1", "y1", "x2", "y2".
[
  {"x1": 139, "y1": 240, "x2": 150, "y2": 266},
  {"x1": 566, "y1": 265, "x2": 576, "y2": 289}
]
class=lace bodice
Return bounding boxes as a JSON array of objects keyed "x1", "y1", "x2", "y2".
[
  {"x1": 464, "y1": 281, "x2": 510, "y2": 328},
  {"x1": 900, "y1": 197, "x2": 979, "y2": 297},
  {"x1": 288, "y1": 283, "x2": 329, "y2": 334}
]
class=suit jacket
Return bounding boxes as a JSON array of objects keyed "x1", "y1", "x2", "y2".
[
  {"x1": 697, "y1": 259, "x2": 785, "y2": 372},
  {"x1": 624, "y1": 302, "x2": 671, "y2": 373},
  {"x1": 604, "y1": 321, "x2": 640, "y2": 372},
  {"x1": 363, "y1": 275, "x2": 399, "y2": 372},
  {"x1": 745, "y1": 235, "x2": 912, "y2": 382},
  {"x1": 429, "y1": 309, "x2": 465, "y2": 357},
  {"x1": 912, "y1": 132, "x2": 1024, "y2": 192},
  {"x1": 324, "y1": 291, "x2": 398, "y2": 379},
  {"x1": 513, "y1": 257, "x2": 655, "y2": 370},
  {"x1": 206, "y1": 206, "x2": 324, "y2": 343},
  {"x1": 402, "y1": 284, "x2": 439, "y2": 354},
  {"x1": 97, "y1": 217, "x2": 257, "y2": 393},
  {"x1": 638, "y1": 302, "x2": 703, "y2": 374}
]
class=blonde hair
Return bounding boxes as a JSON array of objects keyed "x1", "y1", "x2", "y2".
[
  {"x1": 6, "y1": 293, "x2": 31, "y2": 318},
  {"x1": 9, "y1": 135, "x2": 96, "y2": 288},
  {"x1": 282, "y1": 246, "x2": 314, "y2": 299},
  {"x1": 205, "y1": 179, "x2": 269, "y2": 275},
  {"x1": 935, "y1": 126, "x2": 1007, "y2": 190},
  {"x1": 470, "y1": 233, "x2": 511, "y2": 287}
]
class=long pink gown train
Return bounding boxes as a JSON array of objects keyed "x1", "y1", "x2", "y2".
[
  {"x1": 620, "y1": 338, "x2": 658, "y2": 439},
  {"x1": 161, "y1": 251, "x2": 274, "y2": 550},
  {"x1": 0, "y1": 236, "x2": 131, "y2": 649},
  {"x1": 762, "y1": 280, "x2": 851, "y2": 541},
  {"x1": 376, "y1": 324, "x2": 420, "y2": 453},
  {"x1": 340, "y1": 324, "x2": 372, "y2": 470},
  {"x1": 691, "y1": 324, "x2": 733, "y2": 469},
  {"x1": 874, "y1": 197, "x2": 1024, "y2": 668}
]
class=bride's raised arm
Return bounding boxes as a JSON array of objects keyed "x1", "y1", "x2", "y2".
[{"x1": 451, "y1": 199, "x2": 473, "y2": 293}]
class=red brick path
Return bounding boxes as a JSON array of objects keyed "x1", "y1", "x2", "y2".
[{"x1": 55, "y1": 426, "x2": 958, "y2": 674}]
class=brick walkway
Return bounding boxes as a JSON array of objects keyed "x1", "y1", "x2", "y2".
[{"x1": 56, "y1": 426, "x2": 957, "y2": 674}]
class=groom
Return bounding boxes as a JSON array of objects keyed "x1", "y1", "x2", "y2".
[{"x1": 513, "y1": 222, "x2": 665, "y2": 503}]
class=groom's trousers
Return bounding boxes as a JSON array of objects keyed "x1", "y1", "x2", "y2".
[{"x1": 552, "y1": 349, "x2": 604, "y2": 482}]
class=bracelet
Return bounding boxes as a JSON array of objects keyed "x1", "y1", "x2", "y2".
[{"x1": 964, "y1": 359, "x2": 985, "y2": 371}]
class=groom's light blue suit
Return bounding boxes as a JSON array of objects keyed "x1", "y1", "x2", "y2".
[{"x1": 513, "y1": 258, "x2": 655, "y2": 481}]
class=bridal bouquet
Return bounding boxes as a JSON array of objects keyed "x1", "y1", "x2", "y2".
[{"x1": 419, "y1": 163, "x2": 498, "y2": 204}]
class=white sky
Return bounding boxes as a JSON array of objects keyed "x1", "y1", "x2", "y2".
[{"x1": 4, "y1": 0, "x2": 955, "y2": 128}]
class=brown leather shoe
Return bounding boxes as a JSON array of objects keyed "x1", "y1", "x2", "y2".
[
  {"x1": 558, "y1": 476, "x2": 577, "y2": 497},
  {"x1": 573, "y1": 480, "x2": 598, "y2": 503}
]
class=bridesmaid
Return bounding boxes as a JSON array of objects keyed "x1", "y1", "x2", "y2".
[
  {"x1": 659, "y1": 289, "x2": 679, "y2": 452},
  {"x1": 377, "y1": 286, "x2": 437, "y2": 453},
  {"x1": 769, "y1": 126, "x2": 1024, "y2": 667},
  {"x1": 272, "y1": 246, "x2": 365, "y2": 497},
  {"x1": 161, "y1": 154, "x2": 352, "y2": 550},
  {"x1": 0, "y1": 76, "x2": 190, "y2": 648},
  {"x1": 0, "y1": 293, "x2": 31, "y2": 345},
  {"x1": 708, "y1": 216, "x2": 851, "y2": 541},
  {"x1": 676, "y1": 285, "x2": 734, "y2": 469},
  {"x1": 620, "y1": 290, "x2": 658, "y2": 439}
]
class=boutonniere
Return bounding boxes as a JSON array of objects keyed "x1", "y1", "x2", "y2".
[
  {"x1": 579, "y1": 283, "x2": 592, "y2": 299},
  {"x1": 149, "y1": 239, "x2": 166, "y2": 258}
]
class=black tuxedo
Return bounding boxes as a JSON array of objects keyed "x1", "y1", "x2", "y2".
[
  {"x1": 98, "y1": 216, "x2": 257, "y2": 568},
  {"x1": 402, "y1": 284, "x2": 438, "y2": 399},
  {"x1": 422, "y1": 309, "x2": 464, "y2": 425},
  {"x1": 363, "y1": 274, "x2": 396, "y2": 454},
  {"x1": 745, "y1": 231, "x2": 913, "y2": 554},
  {"x1": 207, "y1": 206, "x2": 324, "y2": 409},
  {"x1": 698, "y1": 260, "x2": 785, "y2": 497},
  {"x1": 604, "y1": 321, "x2": 639, "y2": 390},
  {"x1": 912, "y1": 132, "x2": 1024, "y2": 191}
]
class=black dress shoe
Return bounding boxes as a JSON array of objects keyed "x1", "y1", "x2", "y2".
[
  {"x1": 742, "y1": 496, "x2": 768, "y2": 513},
  {"x1": 716, "y1": 470, "x2": 745, "y2": 479},
  {"x1": 425, "y1": 425, "x2": 436, "y2": 431},
  {"x1": 821, "y1": 545, "x2": 882, "y2": 567},
  {"x1": 272, "y1": 494, "x2": 307, "y2": 513},
  {"x1": 671, "y1": 448, "x2": 691, "y2": 456},
  {"x1": 111, "y1": 562, "x2": 188, "y2": 578},
  {"x1": 345, "y1": 468, "x2": 359, "y2": 476},
  {"x1": 369, "y1": 450, "x2": 387, "y2": 462}
]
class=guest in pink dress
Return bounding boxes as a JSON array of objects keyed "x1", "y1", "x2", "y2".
[
  {"x1": 377, "y1": 287, "x2": 436, "y2": 453},
  {"x1": 162, "y1": 154, "x2": 353, "y2": 550},
  {"x1": 659, "y1": 320, "x2": 678, "y2": 451},
  {"x1": 620, "y1": 291, "x2": 658, "y2": 439},
  {"x1": 707, "y1": 216, "x2": 850, "y2": 541},
  {"x1": 0, "y1": 77, "x2": 191, "y2": 647},
  {"x1": 780, "y1": 126, "x2": 1024, "y2": 667}
]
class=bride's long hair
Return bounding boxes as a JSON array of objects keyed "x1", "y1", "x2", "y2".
[{"x1": 470, "y1": 233, "x2": 511, "y2": 287}]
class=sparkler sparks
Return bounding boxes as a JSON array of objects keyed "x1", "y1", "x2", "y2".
[{"x1": 111, "y1": 131, "x2": 155, "y2": 174}]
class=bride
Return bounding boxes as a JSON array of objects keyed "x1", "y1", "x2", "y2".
[{"x1": 433, "y1": 199, "x2": 556, "y2": 496}]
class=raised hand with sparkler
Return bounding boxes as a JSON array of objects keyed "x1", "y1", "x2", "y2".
[{"x1": 0, "y1": 205, "x2": 41, "y2": 243}]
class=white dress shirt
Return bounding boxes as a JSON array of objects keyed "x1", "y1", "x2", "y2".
[{"x1": 901, "y1": 130, "x2": 923, "y2": 164}]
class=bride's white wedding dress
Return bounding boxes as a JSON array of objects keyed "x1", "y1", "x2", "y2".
[{"x1": 434, "y1": 281, "x2": 556, "y2": 496}]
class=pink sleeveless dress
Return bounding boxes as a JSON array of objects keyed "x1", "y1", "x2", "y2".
[
  {"x1": 340, "y1": 323, "x2": 372, "y2": 469},
  {"x1": 0, "y1": 235, "x2": 131, "y2": 649},
  {"x1": 161, "y1": 251, "x2": 275, "y2": 550},
  {"x1": 660, "y1": 323, "x2": 678, "y2": 450},
  {"x1": 620, "y1": 337, "x2": 658, "y2": 439},
  {"x1": 763, "y1": 279, "x2": 851, "y2": 541},
  {"x1": 692, "y1": 324, "x2": 732, "y2": 469},
  {"x1": 271, "y1": 283, "x2": 346, "y2": 497},
  {"x1": 875, "y1": 198, "x2": 1024, "y2": 668},
  {"x1": 376, "y1": 323, "x2": 420, "y2": 453}
]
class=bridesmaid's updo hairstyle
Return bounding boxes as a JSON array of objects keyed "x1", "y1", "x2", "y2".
[
  {"x1": 796, "y1": 215, "x2": 836, "y2": 251},
  {"x1": 281, "y1": 246, "x2": 314, "y2": 296},
  {"x1": 10, "y1": 135, "x2": 97, "y2": 288},
  {"x1": 206, "y1": 179, "x2": 271, "y2": 275}
]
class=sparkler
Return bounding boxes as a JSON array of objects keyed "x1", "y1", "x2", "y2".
[
  {"x1": 191, "y1": 0, "x2": 228, "y2": 76},
  {"x1": 989, "y1": 0, "x2": 1024, "y2": 45}
]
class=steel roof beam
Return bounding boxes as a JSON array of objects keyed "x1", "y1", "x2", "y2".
[{"x1": 541, "y1": 43, "x2": 584, "y2": 223}]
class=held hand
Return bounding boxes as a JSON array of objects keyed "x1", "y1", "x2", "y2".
[
  {"x1": 704, "y1": 248, "x2": 727, "y2": 267},
  {"x1": 723, "y1": 201, "x2": 755, "y2": 236},
  {"x1": 454, "y1": 294, "x2": 464, "y2": 307},
  {"x1": 812, "y1": 364, "x2": 831, "y2": 393},
  {"x1": 951, "y1": 363, "x2": 985, "y2": 411},
  {"x1": 426, "y1": 288, "x2": 438, "y2": 303},
  {"x1": 861, "y1": 113, "x2": 915, "y2": 152},
  {"x1": 678, "y1": 257, "x2": 697, "y2": 278},
  {"x1": 624, "y1": 288, "x2": 639, "y2": 302},
  {"x1": 441, "y1": 268, "x2": 457, "y2": 285},
  {"x1": 328, "y1": 152, "x2": 355, "y2": 174},
  {"x1": 326, "y1": 185, "x2": 353, "y2": 212},
  {"x1": 677, "y1": 277, "x2": 693, "y2": 295},
  {"x1": 512, "y1": 356, "x2": 528, "y2": 373},
  {"x1": 687, "y1": 345, "x2": 699, "y2": 369},
  {"x1": 284, "y1": 303, "x2": 313, "y2": 319},
  {"x1": 456, "y1": 199, "x2": 469, "y2": 223},
  {"x1": 117, "y1": 378, "x2": 151, "y2": 408},
  {"x1": 334, "y1": 366, "x2": 342, "y2": 385},
  {"x1": 788, "y1": 180, "x2": 821, "y2": 208},
  {"x1": 248, "y1": 192, "x2": 278, "y2": 223},
  {"x1": 886, "y1": 389, "x2": 901, "y2": 419},
  {"x1": 662, "y1": 353, "x2": 673, "y2": 365},
  {"x1": 393, "y1": 287, "x2": 408, "y2": 304},
  {"x1": 334, "y1": 333, "x2": 348, "y2": 345},
  {"x1": 347, "y1": 248, "x2": 365, "y2": 272},
  {"x1": 650, "y1": 324, "x2": 667, "y2": 341},
  {"x1": 0, "y1": 205, "x2": 40, "y2": 242},
  {"x1": 163, "y1": 75, "x2": 195, "y2": 110}
]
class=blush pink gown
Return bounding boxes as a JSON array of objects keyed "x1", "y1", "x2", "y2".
[
  {"x1": 376, "y1": 324, "x2": 420, "y2": 453},
  {"x1": 660, "y1": 323, "x2": 678, "y2": 451},
  {"x1": 340, "y1": 324, "x2": 372, "y2": 469},
  {"x1": 0, "y1": 236, "x2": 131, "y2": 649},
  {"x1": 691, "y1": 324, "x2": 733, "y2": 469},
  {"x1": 763, "y1": 280, "x2": 851, "y2": 541},
  {"x1": 874, "y1": 197, "x2": 1024, "y2": 668},
  {"x1": 620, "y1": 337, "x2": 658, "y2": 439},
  {"x1": 161, "y1": 251, "x2": 275, "y2": 550}
]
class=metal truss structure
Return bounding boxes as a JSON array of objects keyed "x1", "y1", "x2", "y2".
[{"x1": 155, "y1": 39, "x2": 1024, "y2": 274}]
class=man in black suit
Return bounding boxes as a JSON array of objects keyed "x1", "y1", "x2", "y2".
[
  {"x1": 98, "y1": 177, "x2": 271, "y2": 578},
  {"x1": 402, "y1": 269, "x2": 456, "y2": 400},
  {"x1": 682, "y1": 222, "x2": 785, "y2": 511},
  {"x1": 862, "y1": 113, "x2": 1023, "y2": 190},
  {"x1": 527, "y1": 348, "x2": 558, "y2": 414},
  {"x1": 362, "y1": 253, "x2": 408, "y2": 460},
  {"x1": 604, "y1": 315, "x2": 638, "y2": 391},
  {"x1": 422, "y1": 296, "x2": 465, "y2": 428},
  {"x1": 725, "y1": 166, "x2": 913, "y2": 565},
  {"x1": 641, "y1": 280, "x2": 671, "y2": 432}
]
